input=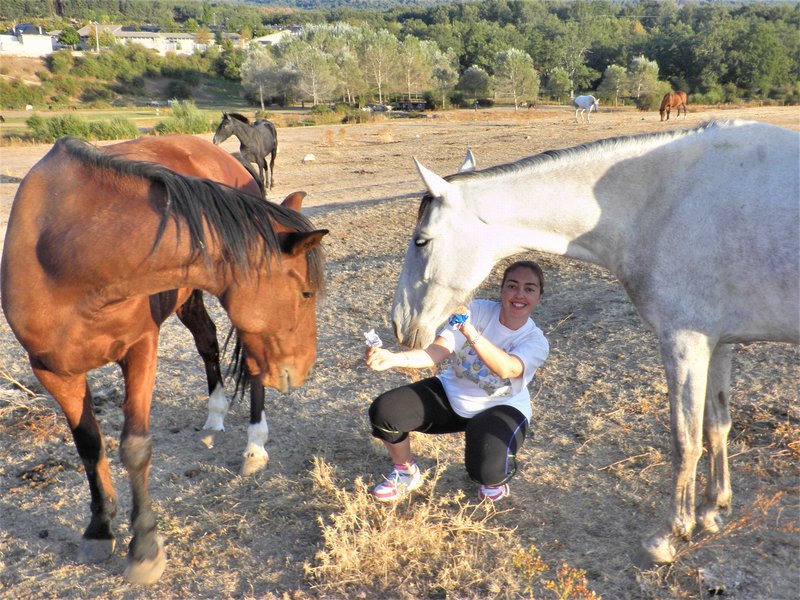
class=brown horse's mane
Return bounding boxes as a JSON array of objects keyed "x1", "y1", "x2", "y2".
[
  {"x1": 417, "y1": 121, "x2": 729, "y2": 223},
  {"x1": 58, "y1": 136, "x2": 324, "y2": 295},
  {"x1": 59, "y1": 136, "x2": 325, "y2": 400}
]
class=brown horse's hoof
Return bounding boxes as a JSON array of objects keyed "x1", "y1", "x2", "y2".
[
  {"x1": 77, "y1": 537, "x2": 116, "y2": 563},
  {"x1": 199, "y1": 429, "x2": 218, "y2": 449},
  {"x1": 241, "y1": 450, "x2": 269, "y2": 476},
  {"x1": 124, "y1": 536, "x2": 166, "y2": 585}
]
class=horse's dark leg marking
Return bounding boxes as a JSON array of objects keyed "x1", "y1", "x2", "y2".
[
  {"x1": 241, "y1": 378, "x2": 269, "y2": 475},
  {"x1": 175, "y1": 290, "x2": 222, "y2": 396},
  {"x1": 249, "y1": 379, "x2": 265, "y2": 427},
  {"x1": 31, "y1": 363, "x2": 118, "y2": 562}
]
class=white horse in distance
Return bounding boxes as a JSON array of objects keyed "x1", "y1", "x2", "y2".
[
  {"x1": 572, "y1": 94, "x2": 599, "y2": 123},
  {"x1": 391, "y1": 120, "x2": 799, "y2": 564}
]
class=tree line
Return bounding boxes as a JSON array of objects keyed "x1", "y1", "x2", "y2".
[{"x1": 1, "y1": 0, "x2": 798, "y2": 107}]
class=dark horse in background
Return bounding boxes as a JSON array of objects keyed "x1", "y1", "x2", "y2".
[
  {"x1": 660, "y1": 91, "x2": 687, "y2": 121},
  {"x1": 213, "y1": 112, "x2": 278, "y2": 197},
  {"x1": 1, "y1": 135, "x2": 327, "y2": 583}
]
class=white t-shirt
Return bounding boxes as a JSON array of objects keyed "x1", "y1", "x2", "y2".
[{"x1": 436, "y1": 299, "x2": 549, "y2": 421}]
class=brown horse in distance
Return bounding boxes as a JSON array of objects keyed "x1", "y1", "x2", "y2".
[
  {"x1": 660, "y1": 91, "x2": 687, "y2": 121},
  {"x1": 1, "y1": 135, "x2": 327, "y2": 584}
]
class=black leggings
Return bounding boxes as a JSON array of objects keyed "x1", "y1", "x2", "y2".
[{"x1": 369, "y1": 377, "x2": 528, "y2": 486}]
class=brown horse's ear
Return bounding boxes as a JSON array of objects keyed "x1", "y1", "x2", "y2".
[
  {"x1": 279, "y1": 230, "x2": 328, "y2": 256},
  {"x1": 281, "y1": 191, "x2": 307, "y2": 212}
]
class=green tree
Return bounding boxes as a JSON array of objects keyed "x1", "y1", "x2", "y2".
[
  {"x1": 544, "y1": 66, "x2": 572, "y2": 104},
  {"x1": 597, "y1": 64, "x2": 628, "y2": 106},
  {"x1": 493, "y1": 48, "x2": 539, "y2": 110},
  {"x1": 280, "y1": 36, "x2": 337, "y2": 105},
  {"x1": 398, "y1": 36, "x2": 432, "y2": 101},
  {"x1": 428, "y1": 44, "x2": 458, "y2": 109},
  {"x1": 727, "y1": 20, "x2": 790, "y2": 97},
  {"x1": 628, "y1": 54, "x2": 660, "y2": 102},
  {"x1": 58, "y1": 26, "x2": 80, "y2": 49},
  {"x1": 240, "y1": 43, "x2": 274, "y2": 109},
  {"x1": 358, "y1": 29, "x2": 400, "y2": 104},
  {"x1": 458, "y1": 65, "x2": 491, "y2": 102}
]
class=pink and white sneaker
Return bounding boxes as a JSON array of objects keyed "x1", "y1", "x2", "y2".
[
  {"x1": 478, "y1": 483, "x2": 510, "y2": 502},
  {"x1": 371, "y1": 462, "x2": 422, "y2": 502}
]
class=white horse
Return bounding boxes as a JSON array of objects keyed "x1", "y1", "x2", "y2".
[
  {"x1": 572, "y1": 95, "x2": 599, "y2": 123},
  {"x1": 391, "y1": 120, "x2": 799, "y2": 563}
]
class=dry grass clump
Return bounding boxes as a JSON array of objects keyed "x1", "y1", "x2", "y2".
[
  {"x1": 377, "y1": 125, "x2": 395, "y2": 144},
  {"x1": 305, "y1": 456, "x2": 605, "y2": 599},
  {"x1": 305, "y1": 456, "x2": 525, "y2": 598}
]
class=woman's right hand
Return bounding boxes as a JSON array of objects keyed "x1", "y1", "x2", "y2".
[{"x1": 365, "y1": 346, "x2": 397, "y2": 371}]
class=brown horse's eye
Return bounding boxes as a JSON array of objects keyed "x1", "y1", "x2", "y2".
[{"x1": 302, "y1": 291, "x2": 313, "y2": 299}]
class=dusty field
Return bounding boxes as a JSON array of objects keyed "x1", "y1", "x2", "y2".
[{"x1": 0, "y1": 105, "x2": 798, "y2": 599}]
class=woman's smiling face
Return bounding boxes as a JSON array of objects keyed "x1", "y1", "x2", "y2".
[{"x1": 499, "y1": 266, "x2": 542, "y2": 328}]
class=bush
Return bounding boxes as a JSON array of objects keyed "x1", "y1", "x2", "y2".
[
  {"x1": 341, "y1": 109, "x2": 370, "y2": 124},
  {"x1": 154, "y1": 100, "x2": 213, "y2": 134},
  {"x1": 25, "y1": 114, "x2": 139, "y2": 142},
  {"x1": 0, "y1": 79, "x2": 45, "y2": 109},
  {"x1": 26, "y1": 114, "x2": 90, "y2": 142},
  {"x1": 166, "y1": 79, "x2": 194, "y2": 100},
  {"x1": 47, "y1": 50, "x2": 73, "y2": 75},
  {"x1": 89, "y1": 117, "x2": 139, "y2": 140}
]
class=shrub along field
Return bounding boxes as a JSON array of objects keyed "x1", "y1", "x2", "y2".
[{"x1": 0, "y1": 105, "x2": 797, "y2": 599}]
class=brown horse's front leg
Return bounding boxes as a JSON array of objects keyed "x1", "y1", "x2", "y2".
[
  {"x1": 31, "y1": 363, "x2": 118, "y2": 563},
  {"x1": 118, "y1": 333, "x2": 166, "y2": 584}
]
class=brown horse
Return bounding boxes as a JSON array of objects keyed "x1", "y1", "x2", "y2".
[
  {"x1": 660, "y1": 91, "x2": 687, "y2": 121},
  {"x1": 104, "y1": 136, "x2": 295, "y2": 476},
  {"x1": 1, "y1": 135, "x2": 327, "y2": 584}
]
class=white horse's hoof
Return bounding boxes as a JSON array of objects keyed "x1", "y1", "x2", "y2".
[
  {"x1": 241, "y1": 452, "x2": 269, "y2": 476},
  {"x1": 641, "y1": 533, "x2": 677, "y2": 564},
  {"x1": 77, "y1": 537, "x2": 116, "y2": 563},
  {"x1": 124, "y1": 536, "x2": 166, "y2": 585}
]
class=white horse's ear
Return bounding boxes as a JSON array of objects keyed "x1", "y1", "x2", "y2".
[
  {"x1": 413, "y1": 157, "x2": 451, "y2": 199},
  {"x1": 458, "y1": 148, "x2": 477, "y2": 173}
]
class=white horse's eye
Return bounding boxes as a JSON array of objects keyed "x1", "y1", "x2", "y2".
[{"x1": 414, "y1": 238, "x2": 429, "y2": 247}]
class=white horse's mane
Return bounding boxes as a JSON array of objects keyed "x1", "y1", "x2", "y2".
[{"x1": 446, "y1": 120, "x2": 746, "y2": 185}]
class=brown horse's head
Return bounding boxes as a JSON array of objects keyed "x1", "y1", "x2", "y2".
[{"x1": 216, "y1": 192, "x2": 327, "y2": 393}]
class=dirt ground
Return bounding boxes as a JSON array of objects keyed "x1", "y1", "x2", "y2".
[{"x1": 0, "y1": 105, "x2": 798, "y2": 599}]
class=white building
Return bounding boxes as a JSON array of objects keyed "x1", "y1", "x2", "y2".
[{"x1": 0, "y1": 26, "x2": 54, "y2": 57}]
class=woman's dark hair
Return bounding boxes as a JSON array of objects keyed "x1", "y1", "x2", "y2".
[{"x1": 501, "y1": 260, "x2": 544, "y2": 295}]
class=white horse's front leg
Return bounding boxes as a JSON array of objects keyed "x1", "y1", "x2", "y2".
[
  {"x1": 697, "y1": 343, "x2": 733, "y2": 532},
  {"x1": 241, "y1": 410, "x2": 269, "y2": 476},
  {"x1": 642, "y1": 330, "x2": 711, "y2": 563}
]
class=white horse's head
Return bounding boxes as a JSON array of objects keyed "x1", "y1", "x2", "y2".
[
  {"x1": 592, "y1": 97, "x2": 600, "y2": 112},
  {"x1": 391, "y1": 151, "x2": 501, "y2": 348}
]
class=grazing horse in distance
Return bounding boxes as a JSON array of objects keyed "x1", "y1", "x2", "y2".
[
  {"x1": 660, "y1": 91, "x2": 687, "y2": 121},
  {"x1": 572, "y1": 94, "x2": 599, "y2": 123},
  {"x1": 1, "y1": 135, "x2": 327, "y2": 583},
  {"x1": 392, "y1": 121, "x2": 799, "y2": 566},
  {"x1": 213, "y1": 112, "x2": 278, "y2": 196}
]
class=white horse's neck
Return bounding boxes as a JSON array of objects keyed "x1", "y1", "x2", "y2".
[{"x1": 456, "y1": 136, "x2": 677, "y2": 272}]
